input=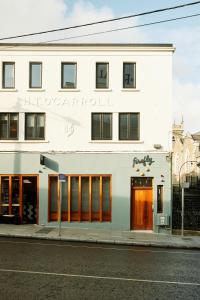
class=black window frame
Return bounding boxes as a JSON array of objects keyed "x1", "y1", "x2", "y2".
[
  {"x1": 61, "y1": 62, "x2": 77, "y2": 89},
  {"x1": 123, "y1": 62, "x2": 136, "y2": 89},
  {"x1": 96, "y1": 62, "x2": 109, "y2": 89},
  {"x1": 119, "y1": 112, "x2": 140, "y2": 140},
  {"x1": 25, "y1": 113, "x2": 45, "y2": 140},
  {"x1": 2, "y1": 62, "x2": 15, "y2": 89},
  {"x1": 91, "y1": 113, "x2": 112, "y2": 140},
  {"x1": 29, "y1": 62, "x2": 42, "y2": 89},
  {"x1": 0, "y1": 112, "x2": 19, "y2": 140}
]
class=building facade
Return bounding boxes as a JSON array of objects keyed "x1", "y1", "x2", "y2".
[
  {"x1": 172, "y1": 122, "x2": 200, "y2": 186},
  {"x1": 0, "y1": 43, "x2": 174, "y2": 232}
]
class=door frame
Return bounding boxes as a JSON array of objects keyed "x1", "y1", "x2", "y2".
[
  {"x1": 130, "y1": 177, "x2": 153, "y2": 230},
  {"x1": 22, "y1": 175, "x2": 39, "y2": 224}
]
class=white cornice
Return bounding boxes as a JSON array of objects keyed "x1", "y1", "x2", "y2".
[{"x1": 0, "y1": 43, "x2": 175, "y2": 53}]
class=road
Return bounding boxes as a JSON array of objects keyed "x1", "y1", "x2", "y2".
[{"x1": 0, "y1": 237, "x2": 199, "y2": 300}]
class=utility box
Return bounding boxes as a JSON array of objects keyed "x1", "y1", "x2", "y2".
[{"x1": 156, "y1": 214, "x2": 169, "y2": 226}]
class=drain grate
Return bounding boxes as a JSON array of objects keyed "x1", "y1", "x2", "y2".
[{"x1": 36, "y1": 228, "x2": 53, "y2": 234}]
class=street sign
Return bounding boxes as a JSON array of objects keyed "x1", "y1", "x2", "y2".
[
  {"x1": 59, "y1": 174, "x2": 66, "y2": 182},
  {"x1": 181, "y1": 182, "x2": 190, "y2": 189}
]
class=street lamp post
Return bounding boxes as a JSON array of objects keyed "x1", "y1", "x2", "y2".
[{"x1": 178, "y1": 158, "x2": 200, "y2": 237}]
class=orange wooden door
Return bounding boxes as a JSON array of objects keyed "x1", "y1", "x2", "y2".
[{"x1": 131, "y1": 188, "x2": 153, "y2": 230}]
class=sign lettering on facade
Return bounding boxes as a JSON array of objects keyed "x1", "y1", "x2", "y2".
[{"x1": 133, "y1": 155, "x2": 155, "y2": 168}]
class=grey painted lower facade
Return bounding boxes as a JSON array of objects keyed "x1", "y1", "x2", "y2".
[{"x1": 0, "y1": 152, "x2": 172, "y2": 233}]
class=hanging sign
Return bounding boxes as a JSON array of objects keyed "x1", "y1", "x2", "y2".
[{"x1": 59, "y1": 174, "x2": 66, "y2": 182}]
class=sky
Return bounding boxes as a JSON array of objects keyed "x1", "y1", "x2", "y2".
[{"x1": 0, "y1": 0, "x2": 199, "y2": 133}]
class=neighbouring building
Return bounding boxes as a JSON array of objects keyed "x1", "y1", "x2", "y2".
[
  {"x1": 0, "y1": 43, "x2": 174, "y2": 233},
  {"x1": 172, "y1": 121, "x2": 200, "y2": 186},
  {"x1": 172, "y1": 123, "x2": 200, "y2": 232}
]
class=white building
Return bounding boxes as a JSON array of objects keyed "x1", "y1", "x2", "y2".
[{"x1": 0, "y1": 43, "x2": 174, "y2": 232}]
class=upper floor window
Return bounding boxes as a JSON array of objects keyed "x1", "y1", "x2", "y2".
[
  {"x1": 92, "y1": 113, "x2": 112, "y2": 140},
  {"x1": 119, "y1": 113, "x2": 140, "y2": 140},
  {"x1": 96, "y1": 63, "x2": 109, "y2": 89},
  {"x1": 61, "y1": 63, "x2": 77, "y2": 89},
  {"x1": 123, "y1": 62, "x2": 136, "y2": 89},
  {"x1": 0, "y1": 113, "x2": 18, "y2": 140},
  {"x1": 25, "y1": 113, "x2": 45, "y2": 140},
  {"x1": 2, "y1": 62, "x2": 15, "y2": 89},
  {"x1": 29, "y1": 62, "x2": 42, "y2": 88}
]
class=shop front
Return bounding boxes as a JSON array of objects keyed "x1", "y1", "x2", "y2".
[{"x1": 0, "y1": 152, "x2": 171, "y2": 233}]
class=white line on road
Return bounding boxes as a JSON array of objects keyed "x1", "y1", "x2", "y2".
[
  {"x1": 0, "y1": 239, "x2": 199, "y2": 255},
  {"x1": 0, "y1": 268, "x2": 199, "y2": 287}
]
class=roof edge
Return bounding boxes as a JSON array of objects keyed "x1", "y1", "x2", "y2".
[{"x1": 0, "y1": 42, "x2": 173, "y2": 47}]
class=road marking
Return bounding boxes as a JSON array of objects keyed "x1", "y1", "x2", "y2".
[
  {"x1": 0, "y1": 268, "x2": 199, "y2": 287},
  {"x1": 0, "y1": 239, "x2": 199, "y2": 255}
]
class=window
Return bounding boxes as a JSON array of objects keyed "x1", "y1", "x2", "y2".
[
  {"x1": 25, "y1": 113, "x2": 45, "y2": 140},
  {"x1": 49, "y1": 175, "x2": 111, "y2": 222},
  {"x1": 61, "y1": 63, "x2": 77, "y2": 89},
  {"x1": 157, "y1": 185, "x2": 163, "y2": 213},
  {"x1": 119, "y1": 113, "x2": 139, "y2": 140},
  {"x1": 92, "y1": 113, "x2": 112, "y2": 140},
  {"x1": 2, "y1": 62, "x2": 15, "y2": 88},
  {"x1": 0, "y1": 113, "x2": 18, "y2": 140},
  {"x1": 123, "y1": 62, "x2": 136, "y2": 88},
  {"x1": 96, "y1": 63, "x2": 109, "y2": 89},
  {"x1": 29, "y1": 62, "x2": 42, "y2": 88},
  {"x1": 0, "y1": 175, "x2": 38, "y2": 222}
]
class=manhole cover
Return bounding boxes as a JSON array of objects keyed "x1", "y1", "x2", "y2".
[{"x1": 36, "y1": 228, "x2": 53, "y2": 234}]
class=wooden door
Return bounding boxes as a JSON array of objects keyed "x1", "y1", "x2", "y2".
[{"x1": 131, "y1": 188, "x2": 153, "y2": 230}]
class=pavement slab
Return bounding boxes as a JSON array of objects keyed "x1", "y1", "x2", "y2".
[{"x1": 0, "y1": 224, "x2": 200, "y2": 249}]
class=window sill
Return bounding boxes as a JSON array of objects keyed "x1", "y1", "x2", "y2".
[
  {"x1": 27, "y1": 89, "x2": 45, "y2": 92},
  {"x1": 89, "y1": 140, "x2": 144, "y2": 144},
  {"x1": 0, "y1": 140, "x2": 49, "y2": 143},
  {"x1": 94, "y1": 89, "x2": 112, "y2": 92},
  {"x1": 58, "y1": 89, "x2": 80, "y2": 92},
  {"x1": 0, "y1": 89, "x2": 18, "y2": 92},
  {"x1": 121, "y1": 88, "x2": 140, "y2": 92}
]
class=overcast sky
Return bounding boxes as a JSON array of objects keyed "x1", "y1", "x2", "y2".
[{"x1": 0, "y1": 0, "x2": 199, "y2": 133}]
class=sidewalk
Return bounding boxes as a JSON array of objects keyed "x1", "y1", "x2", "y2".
[{"x1": 0, "y1": 224, "x2": 200, "y2": 249}]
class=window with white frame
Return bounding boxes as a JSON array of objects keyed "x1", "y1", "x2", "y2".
[
  {"x1": 123, "y1": 62, "x2": 136, "y2": 88},
  {"x1": 29, "y1": 62, "x2": 42, "y2": 88},
  {"x1": 92, "y1": 113, "x2": 112, "y2": 140},
  {"x1": 119, "y1": 113, "x2": 139, "y2": 140},
  {"x1": 25, "y1": 113, "x2": 45, "y2": 140},
  {"x1": 61, "y1": 63, "x2": 77, "y2": 89},
  {"x1": 0, "y1": 113, "x2": 18, "y2": 140},
  {"x1": 96, "y1": 63, "x2": 109, "y2": 89},
  {"x1": 2, "y1": 62, "x2": 15, "y2": 89}
]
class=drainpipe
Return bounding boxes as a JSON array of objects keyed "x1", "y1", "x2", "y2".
[{"x1": 170, "y1": 151, "x2": 173, "y2": 235}]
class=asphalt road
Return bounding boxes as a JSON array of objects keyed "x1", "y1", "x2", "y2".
[{"x1": 0, "y1": 237, "x2": 199, "y2": 300}]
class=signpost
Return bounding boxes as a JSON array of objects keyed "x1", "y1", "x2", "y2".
[{"x1": 58, "y1": 174, "x2": 66, "y2": 237}]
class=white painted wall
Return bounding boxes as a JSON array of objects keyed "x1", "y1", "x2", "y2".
[{"x1": 0, "y1": 44, "x2": 174, "y2": 153}]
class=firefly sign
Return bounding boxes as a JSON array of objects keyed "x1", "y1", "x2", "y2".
[{"x1": 133, "y1": 155, "x2": 155, "y2": 168}]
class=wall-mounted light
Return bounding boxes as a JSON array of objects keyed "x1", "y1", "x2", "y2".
[{"x1": 154, "y1": 144, "x2": 162, "y2": 149}]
